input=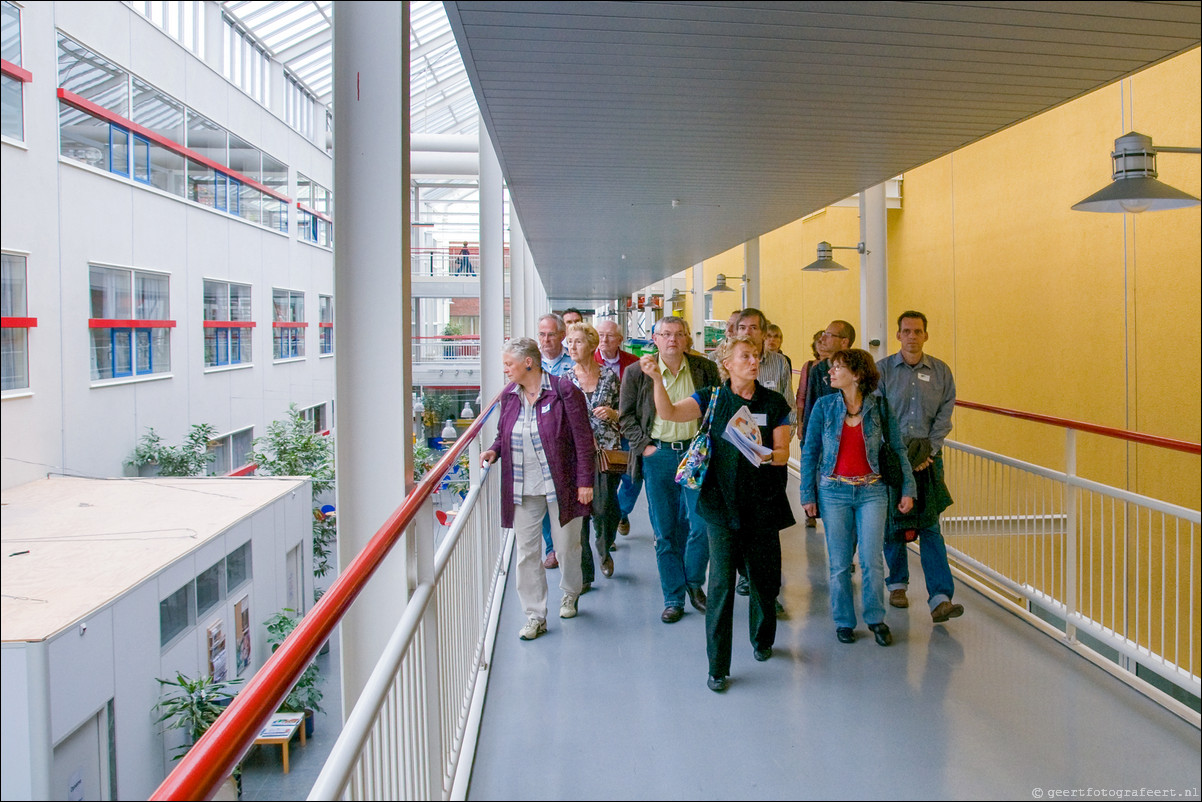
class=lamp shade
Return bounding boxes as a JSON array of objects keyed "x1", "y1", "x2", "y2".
[
  {"x1": 707, "y1": 273, "x2": 735, "y2": 292},
  {"x1": 801, "y1": 241, "x2": 850, "y2": 272},
  {"x1": 1072, "y1": 131, "x2": 1200, "y2": 213}
]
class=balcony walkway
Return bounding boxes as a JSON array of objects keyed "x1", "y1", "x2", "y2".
[{"x1": 467, "y1": 476, "x2": 1201, "y2": 800}]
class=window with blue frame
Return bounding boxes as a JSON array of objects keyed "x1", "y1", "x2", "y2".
[
  {"x1": 89, "y1": 265, "x2": 172, "y2": 381},
  {"x1": 204, "y1": 279, "x2": 253, "y2": 367},
  {"x1": 272, "y1": 288, "x2": 305, "y2": 360}
]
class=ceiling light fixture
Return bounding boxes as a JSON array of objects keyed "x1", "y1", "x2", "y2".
[
  {"x1": 1072, "y1": 131, "x2": 1200, "y2": 213},
  {"x1": 801, "y1": 241, "x2": 867, "y2": 272}
]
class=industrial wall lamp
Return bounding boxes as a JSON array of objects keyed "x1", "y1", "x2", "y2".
[
  {"x1": 801, "y1": 241, "x2": 868, "y2": 273},
  {"x1": 1072, "y1": 131, "x2": 1200, "y2": 213}
]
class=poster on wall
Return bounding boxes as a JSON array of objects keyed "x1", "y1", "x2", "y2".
[
  {"x1": 235, "y1": 596, "x2": 251, "y2": 676},
  {"x1": 207, "y1": 618, "x2": 227, "y2": 682}
]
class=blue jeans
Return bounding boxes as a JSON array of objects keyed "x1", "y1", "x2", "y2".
[
  {"x1": 818, "y1": 478, "x2": 888, "y2": 629},
  {"x1": 885, "y1": 521, "x2": 955, "y2": 610},
  {"x1": 541, "y1": 512, "x2": 553, "y2": 556},
  {"x1": 642, "y1": 446, "x2": 709, "y2": 607},
  {"x1": 617, "y1": 437, "x2": 642, "y2": 518}
]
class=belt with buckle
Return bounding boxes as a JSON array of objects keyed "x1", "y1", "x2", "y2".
[{"x1": 652, "y1": 439, "x2": 691, "y2": 451}]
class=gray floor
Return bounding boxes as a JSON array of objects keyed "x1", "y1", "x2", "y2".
[{"x1": 467, "y1": 482, "x2": 1202, "y2": 801}]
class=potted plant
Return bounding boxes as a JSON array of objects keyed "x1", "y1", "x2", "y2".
[
  {"x1": 264, "y1": 609, "x2": 324, "y2": 737},
  {"x1": 154, "y1": 672, "x2": 244, "y2": 798}
]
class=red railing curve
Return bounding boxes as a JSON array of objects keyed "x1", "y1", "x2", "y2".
[{"x1": 150, "y1": 397, "x2": 500, "y2": 801}]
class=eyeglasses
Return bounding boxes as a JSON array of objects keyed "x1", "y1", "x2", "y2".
[
  {"x1": 536, "y1": 331, "x2": 561, "y2": 340},
  {"x1": 654, "y1": 331, "x2": 686, "y2": 339},
  {"x1": 822, "y1": 331, "x2": 845, "y2": 340}
]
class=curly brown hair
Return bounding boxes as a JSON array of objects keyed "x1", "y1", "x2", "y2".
[
  {"x1": 829, "y1": 348, "x2": 880, "y2": 394},
  {"x1": 714, "y1": 335, "x2": 758, "y2": 382}
]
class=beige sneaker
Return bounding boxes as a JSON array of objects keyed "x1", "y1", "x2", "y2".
[
  {"x1": 560, "y1": 593, "x2": 579, "y2": 619},
  {"x1": 518, "y1": 618, "x2": 546, "y2": 640}
]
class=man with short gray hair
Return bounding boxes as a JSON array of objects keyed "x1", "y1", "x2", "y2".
[{"x1": 537, "y1": 313, "x2": 574, "y2": 377}]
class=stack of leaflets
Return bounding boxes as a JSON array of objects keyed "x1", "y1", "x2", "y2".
[{"x1": 722, "y1": 404, "x2": 773, "y2": 466}]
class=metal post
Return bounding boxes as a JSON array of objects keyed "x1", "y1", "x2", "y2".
[
  {"x1": 1065, "y1": 428, "x2": 1079, "y2": 641},
  {"x1": 411, "y1": 498, "x2": 442, "y2": 801},
  {"x1": 691, "y1": 261, "x2": 705, "y2": 348},
  {"x1": 333, "y1": 0, "x2": 411, "y2": 713}
]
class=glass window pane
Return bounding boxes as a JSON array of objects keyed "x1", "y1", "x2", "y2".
[
  {"x1": 150, "y1": 328, "x2": 170, "y2": 373},
  {"x1": 133, "y1": 136, "x2": 150, "y2": 183},
  {"x1": 58, "y1": 35, "x2": 128, "y2": 116},
  {"x1": 60, "y1": 100, "x2": 111, "y2": 169},
  {"x1": 2, "y1": 253, "x2": 27, "y2": 316},
  {"x1": 227, "y1": 135, "x2": 259, "y2": 182},
  {"x1": 110, "y1": 126, "x2": 130, "y2": 176},
  {"x1": 232, "y1": 428, "x2": 253, "y2": 468},
  {"x1": 229, "y1": 283, "x2": 252, "y2": 320},
  {"x1": 226, "y1": 541, "x2": 251, "y2": 590},
  {"x1": 159, "y1": 582, "x2": 194, "y2": 647},
  {"x1": 1, "y1": 75, "x2": 22, "y2": 140},
  {"x1": 196, "y1": 559, "x2": 224, "y2": 614},
  {"x1": 132, "y1": 78, "x2": 184, "y2": 143},
  {"x1": 204, "y1": 280, "x2": 229, "y2": 321},
  {"x1": 186, "y1": 110, "x2": 225, "y2": 167},
  {"x1": 290, "y1": 292, "x2": 304, "y2": 323},
  {"x1": 90, "y1": 266, "x2": 131, "y2": 319},
  {"x1": 204, "y1": 326, "x2": 218, "y2": 367},
  {"x1": 1, "y1": 327, "x2": 28, "y2": 390},
  {"x1": 1, "y1": 2, "x2": 21, "y2": 65},
  {"x1": 135, "y1": 272, "x2": 169, "y2": 320},
  {"x1": 187, "y1": 157, "x2": 216, "y2": 207},
  {"x1": 134, "y1": 328, "x2": 151, "y2": 374}
]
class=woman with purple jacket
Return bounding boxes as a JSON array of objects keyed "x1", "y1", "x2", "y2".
[{"x1": 481, "y1": 337, "x2": 596, "y2": 641}]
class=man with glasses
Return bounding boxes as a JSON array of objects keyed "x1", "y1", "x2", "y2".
[
  {"x1": 876, "y1": 311, "x2": 962, "y2": 624},
  {"x1": 734, "y1": 308, "x2": 795, "y2": 427},
  {"x1": 620, "y1": 316, "x2": 719, "y2": 622},
  {"x1": 538, "y1": 313, "x2": 575, "y2": 378},
  {"x1": 799, "y1": 320, "x2": 855, "y2": 443}
]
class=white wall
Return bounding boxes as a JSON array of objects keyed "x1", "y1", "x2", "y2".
[
  {"x1": 1, "y1": 1, "x2": 335, "y2": 489},
  {"x1": 0, "y1": 482, "x2": 311, "y2": 800}
]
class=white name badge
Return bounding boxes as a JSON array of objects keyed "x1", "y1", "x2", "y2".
[
  {"x1": 918, "y1": 373, "x2": 931, "y2": 382},
  {"x1": 753, "y1": 413, "x2": 768, "y2": 426}
]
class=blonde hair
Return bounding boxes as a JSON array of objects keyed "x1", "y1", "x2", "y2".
[
  {"x1": 566, "y1": 321, "x2": 600, "y2": 353},
  {"x1": 713, "y1": 335, "x2": 757, "y2": 382}
]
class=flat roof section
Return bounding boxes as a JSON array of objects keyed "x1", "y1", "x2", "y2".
[{"x1": 0, "y1": 476, "x2": 308, "y2": 643}]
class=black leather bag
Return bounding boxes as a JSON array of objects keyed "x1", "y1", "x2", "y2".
[{"x1": 876, "y1": 395, "x2": 905, "y2": 491}]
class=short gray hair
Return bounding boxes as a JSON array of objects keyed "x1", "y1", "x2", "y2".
[
  {"x1": 501, "y1": 337, "x2": 541, "y2": 366},
  {"x1": 538, "y1": 313, "x2": 565, "y2": 333},
  {"x1": 654, "y1": 315, "x2": 687, "y2": 335}
]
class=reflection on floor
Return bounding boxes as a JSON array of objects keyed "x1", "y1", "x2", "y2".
[{"x1": 467, "y1": 480, "x2": 1201, "y2": 800}]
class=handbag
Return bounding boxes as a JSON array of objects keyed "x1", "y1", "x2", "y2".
[
  {"x1": 598, "y1": 447, "x2": 629, "y2": 475},
  {"x1": 875, "y1": 394, "x2": 905, "y2": 491},
  {"x1": 675, "y1": 386, "x2": 720, "y2": 490}
]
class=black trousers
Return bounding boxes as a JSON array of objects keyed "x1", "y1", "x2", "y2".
[
  {"x1": 705, "y1": 519, "x2": 782, "y2": 678},
  {"x1": 580, "y1": 471, "x2": 620, "y2": 584}
]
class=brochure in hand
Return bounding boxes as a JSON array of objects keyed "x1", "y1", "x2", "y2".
[{"x1": 722, "y1": 404, "x2": 773, "y2": 466}]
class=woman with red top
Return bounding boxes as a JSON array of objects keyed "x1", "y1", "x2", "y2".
[{"x1": 799, "y1": 349, "x2": 916, "y2": 646}]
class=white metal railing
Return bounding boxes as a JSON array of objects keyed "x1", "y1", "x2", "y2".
[
  {"x1": 412, "y1": 336, "x2": 481, "y2": 363},
  {"x1": 309, "y1": 429, "x2": 507, "y2": 800},
  {"x1": 411, "y1": 250, "x2": 479, "y2": 278},
  {"x1": 941, "y1": 436, "x2": 1200, "y2": 717}
]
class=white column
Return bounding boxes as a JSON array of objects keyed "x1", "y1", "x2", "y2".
[
  {"x1": 479, "y1": 122, "x2": 504, "y2": 436},
  {"x1": 859, "y1": 182, "x2": 889, "y2": 360},
  {"x1": 203, "y1": 1, "x2": 224, "y2": 74},
  {"x1": 526, "y1": 241, "x2": 542, "y2": 328},
  {"x1": 509, "y1": 210, "x2": 527, "y2": 339},
  {"x1": 743, "y1": 237, "x2": 760, "y2": 309},
  {"x1": 332, "y1": 1, "x2": 411, "y2": 713}
]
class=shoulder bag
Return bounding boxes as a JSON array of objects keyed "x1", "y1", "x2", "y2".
[
  {"x1": 675, "y1": 386, "x2": 720, "y2": 490},
  {"x1": 876, "y1": 394, "x2": 905, "y2": 491}
]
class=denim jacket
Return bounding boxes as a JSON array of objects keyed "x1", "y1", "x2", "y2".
[{"x1": 799, "y1": 391, "x2": 917, "y2": 505}]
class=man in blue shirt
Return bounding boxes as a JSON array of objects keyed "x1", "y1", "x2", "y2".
[
  {"x1": 876, "y1": 311, "x2": 963, "y2": 624},
  {"x1": 538, "y1": 313, "x2": 575, "y2": 378}
]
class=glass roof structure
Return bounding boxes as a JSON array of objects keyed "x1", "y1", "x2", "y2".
[{"x1": 220, "y1": 0, "x2": 479, "y2": 135}]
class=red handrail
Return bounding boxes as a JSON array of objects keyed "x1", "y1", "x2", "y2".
[
  {"x1": 150, "y1": 397, "x2": 500, "y2": 801},
  {"x1": 790, "y1": 366, "x2": 1199, "y2": 455},
  {"x1": 954, "y1": 400, "x2": 1200, "y2": 455}
]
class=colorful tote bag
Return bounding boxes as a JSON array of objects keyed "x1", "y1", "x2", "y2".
[{"x1": 675, "y1": 386, "x2": 720, "y2": 490}]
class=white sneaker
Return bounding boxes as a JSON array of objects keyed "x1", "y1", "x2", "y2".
[
  {"x1": 560, "y1": 593, "x2": 579, "y2": 619},
  {"x1": 518, "y1": 618, "x2": 546, "y2": 640}
]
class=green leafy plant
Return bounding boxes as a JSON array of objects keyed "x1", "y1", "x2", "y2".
[
  {"x1": 127, "y1": 424, "x2": 218, "y2": 477},
  {"x1": 250, "y1": 405, "x2": 336, "y2": 578},
  {"x1": 263, "y1": 608, "x2": 324, "y2": 714},
  {"x1": 153, "y1": 672, "x2": 244, "y2": 758},
  {"x1": 419, "y1": 393, "x2": 459, "y2": 433}
]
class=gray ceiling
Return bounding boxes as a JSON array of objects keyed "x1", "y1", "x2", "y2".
[{"x1": 444, "y1": 1, "x2": 1201, "y2": 302}]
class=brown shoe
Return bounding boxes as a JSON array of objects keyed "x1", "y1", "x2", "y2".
[
  {"x1": 617, "y1": 516, "x2": 630, "y2": 536},
  {"x1": 661, "y1": 606, "x2": 684, "y2": 624},
  {"x1": 931, "y1": 600, "x2": 964, "y2": 623},
  {"x1": 686, "y1": 585, "x2": 707, "y2": 613},
  {"x1": 889, "y1": 589, "x2": 909, "y2": 609},
  {"x1": 600, "y1": 553, "x2": 614, "y2": 577},
  {"x1": 543, "y1": 551, "x2": 558, "y2": 569}
]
